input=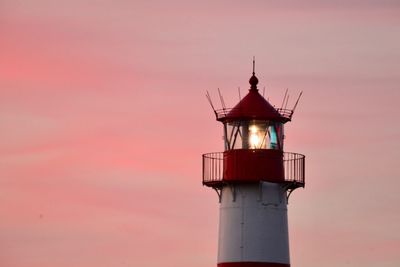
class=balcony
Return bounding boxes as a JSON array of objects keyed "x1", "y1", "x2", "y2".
[{"x1": 202, "y1": 151, "x2": 305, "y2": 190}]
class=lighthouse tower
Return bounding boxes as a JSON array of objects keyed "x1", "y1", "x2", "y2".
[{"x1": 202, "y1": 62, "x2": 305, "y2": 267}]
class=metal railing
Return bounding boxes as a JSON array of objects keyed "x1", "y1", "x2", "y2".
[
  {"x1": 215, "y1": 108, "x2": 293, "y2": 121},
  {"x1": 215, "y1": 108, "x2": 233, "y2": 120},
  {"x1": 202, "y1": 152, "x2": 224, "y2": 185},
  {"x1": 283, "y1": 152, "x2": 305, "y2": 186},
  {"x1": 202, "y1": 151, "x2": 305, "y2": 187},
  {"x1": 276, "y1": 108, "x2": 294, "y2": 120}
]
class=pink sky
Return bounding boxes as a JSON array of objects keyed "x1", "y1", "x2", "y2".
[{"x1": 1, "y1": 1, "x2": 400, "y2": 267}]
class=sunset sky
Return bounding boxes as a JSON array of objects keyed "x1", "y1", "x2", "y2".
[{"x1": 1, "y1": 1, "x2": 400, "y2": 267}]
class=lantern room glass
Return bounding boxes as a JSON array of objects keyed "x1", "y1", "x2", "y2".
[{"x1": 224, "y1": 120, "x2": 284, "y2": 151}]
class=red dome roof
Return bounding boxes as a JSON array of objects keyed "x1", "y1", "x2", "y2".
[{"x1": 217, "y1": 74, "x2": 289, "y2": 123}]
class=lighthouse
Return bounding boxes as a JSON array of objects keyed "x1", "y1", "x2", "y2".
[{"x1": 202, "y1": 62, "x2": 305, "y2": 267}]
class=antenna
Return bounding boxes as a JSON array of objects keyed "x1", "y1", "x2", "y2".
[
  {"x1": 217, "y1": 88, "x2": 227, "y2": 112},
  {"x1": 280, "y1": 88, "x2": 288, "y2": 110},
  {"x1": 206, "y1": 91, "x2": 217, "y2": 114},
  {"x1": 284, "y1": 93, "x2": 290, "y2": 110},
  {"x1": 252, "y1": 56, "x2": 255, "y2": 75},
  {"x1": 292, "y1": 91, "x2": 303, "y2": 113},
  {"x1": 238, "y1": 87, "x2": 242, "y2": 101}
]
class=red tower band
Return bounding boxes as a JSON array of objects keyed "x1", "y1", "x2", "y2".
[{"x1": 202, "y1": 62, "x2": 305, "y2": 267}]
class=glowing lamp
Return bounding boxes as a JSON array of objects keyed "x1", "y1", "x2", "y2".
[{"x1": 249, "y1": 125, "x2": 261, "y2": 148}]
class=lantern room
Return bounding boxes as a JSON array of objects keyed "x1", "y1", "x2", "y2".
[
  {"x1": 203, "y1": 65, "x2": 305, "y2": 191},
  {"x1": 223, "y1": 119, "x2": 284, "y2": 150},
  {"x1": 217, "y1": 71, "x2": 290, "y2": 151}
]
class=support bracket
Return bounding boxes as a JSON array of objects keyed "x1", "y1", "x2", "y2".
[{"x1": 212, "y1": 187, "x2": 222, "y2": 203}]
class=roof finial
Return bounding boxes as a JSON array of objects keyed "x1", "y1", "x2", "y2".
[
  {"x1": 249, "y1": 56, "x2": 259, "y2": 90},
  {"x1": 252, "y1": 56, "x2": 255, "y2": 75}
]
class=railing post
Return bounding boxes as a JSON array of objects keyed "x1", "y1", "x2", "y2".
[
  {"x1": 302, "y1": 156, "x2": 305, "y2": 184},
  {"x1": 294, "y1": 154, "x2": 296, "y2": 182},
  {"x1": 202, "y1": 155, "x2": 205, "y2": 183}
]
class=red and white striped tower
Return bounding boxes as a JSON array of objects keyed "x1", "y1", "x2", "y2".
[{"x1": 202, "y1": 62, "x2": 305, "y2": 267}]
